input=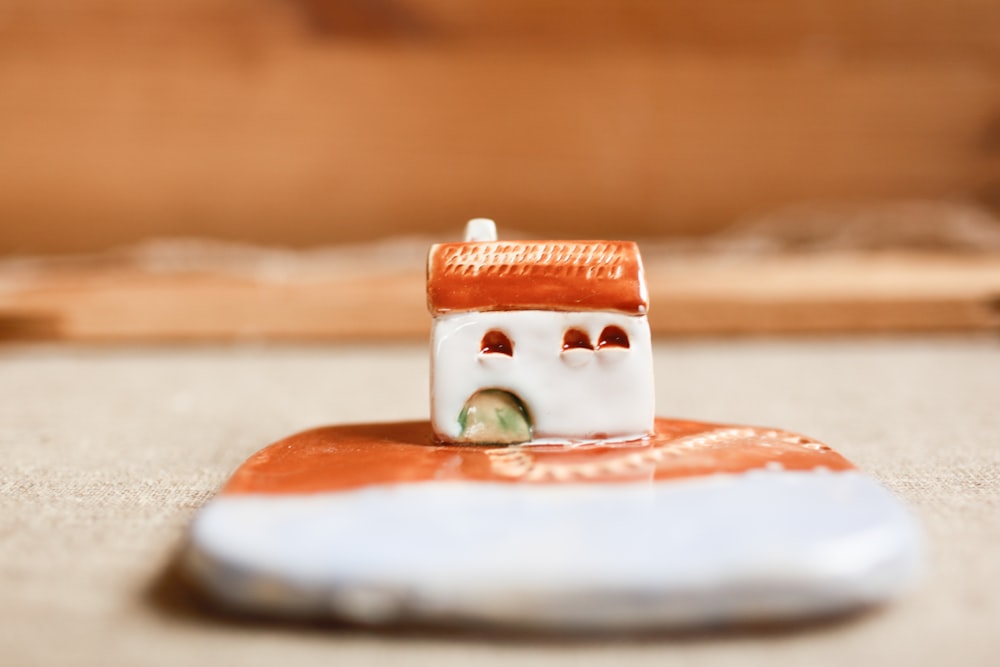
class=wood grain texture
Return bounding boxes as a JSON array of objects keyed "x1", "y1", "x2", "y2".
[
  {"x1": 0, "y1": 1, "x2": 998, "y2": 253},
  {"x1": 1, "y1": 241, "x2": 997, "y2": 340}
]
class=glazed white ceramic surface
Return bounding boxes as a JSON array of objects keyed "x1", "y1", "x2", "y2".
[
  {"x1": 430, "y1": 310, "x2": 655, "y2": 443},
  {"x1": 463, "y1": 218, "x2": 498, "y2": 242},
  {"x1": 187, "y1": 470, "x2": 923, "y2": 630}
]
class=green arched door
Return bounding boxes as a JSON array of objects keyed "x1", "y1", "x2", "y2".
[{"x1": 457, "y1": 389, "x2": 532, "y2": 445}]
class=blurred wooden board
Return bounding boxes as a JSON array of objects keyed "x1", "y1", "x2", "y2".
[
  {"x1": 0, "y1": 242, "x2": 997, "y2": 340},
  {"x1": 0, "y1": 1, "x2": 999, "y2": 253}
]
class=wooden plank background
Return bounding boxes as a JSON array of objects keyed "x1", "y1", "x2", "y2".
[
  {"x1": 1, "y1": 237, "x2": 997, "y2": 341},
  {"x1": 0, "y1": 1, "x2": 999, "y2": 254}
]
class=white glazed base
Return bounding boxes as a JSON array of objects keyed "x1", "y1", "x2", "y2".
[{"x1": 186, "y1": 470, "x2": 922, "y2": 631}]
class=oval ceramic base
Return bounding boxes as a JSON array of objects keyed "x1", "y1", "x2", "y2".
[{"x1": 184, "y1": 419, "x2": 922, "y2": 631}]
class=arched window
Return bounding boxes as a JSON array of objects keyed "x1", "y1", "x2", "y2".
[
  {"x1": 480, "y1": 330, "x2": 513, "y2": 356},
  {"x1": 562, "y1": 328, "x2": 593, "y2": 351},
  {"x1": 598, "y1": 325, "x2": 630, "y2": 349}
]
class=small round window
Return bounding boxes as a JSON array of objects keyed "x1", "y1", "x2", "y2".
[
  {"x1": 481, "y1": 330, "x2": 513, "y2": 356},
  {"x1": 562, "y1": 328, "x2": 593, "y2": 351},
  {"x1": 598, "y1": 325, "x2": 630, "y2": 349}
]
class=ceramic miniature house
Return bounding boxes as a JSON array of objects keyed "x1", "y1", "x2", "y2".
[
  {"x1": 427, "y1": 220, "x2": 655, "y2": 445},
  {"x1": 191, "y1": 218, "x2": 922, "y2": 629}
]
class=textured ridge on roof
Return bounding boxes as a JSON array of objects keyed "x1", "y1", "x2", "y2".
[{"x1": 427, "y1": 240, "x2": 647, "y2": 315}]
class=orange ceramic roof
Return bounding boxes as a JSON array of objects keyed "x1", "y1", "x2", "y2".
[{"x1": 427, "y1": 240, "x2": 648, "y2": 315}]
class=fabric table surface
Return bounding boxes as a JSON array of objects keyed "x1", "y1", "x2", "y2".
[{"x1": 1, "y1": 337, "x2": 997, "y2": 666}]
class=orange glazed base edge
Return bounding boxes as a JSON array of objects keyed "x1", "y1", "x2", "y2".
[{"x1": 222, "y1": 417, "x2": 854, "y2": 496}]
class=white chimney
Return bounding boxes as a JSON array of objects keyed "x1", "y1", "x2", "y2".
[{"x1": 464, "y1": 218, "x2": 498, "y2": 243}]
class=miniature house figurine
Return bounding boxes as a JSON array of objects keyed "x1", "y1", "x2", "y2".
[
  {"x1": 189, "y1": 218, "x2": 922, "y2": 629},
  {"x1": 427, "y1": 219, "x2": 655, "y2": 445}
]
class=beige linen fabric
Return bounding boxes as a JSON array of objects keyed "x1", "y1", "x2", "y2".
[{"x1": 1, "y1": 338, "x2": 997, "y2": 666}]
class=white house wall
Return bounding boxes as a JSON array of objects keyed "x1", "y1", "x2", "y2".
[{"x1": 431, "y1": 310, "x2": 655, "y2": 443}]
